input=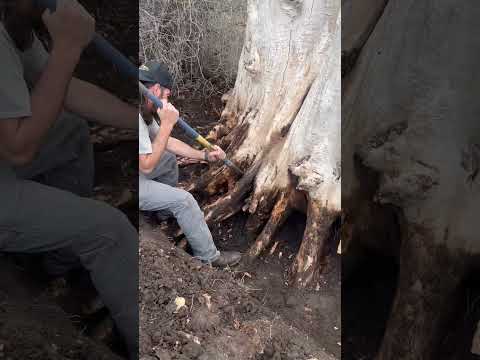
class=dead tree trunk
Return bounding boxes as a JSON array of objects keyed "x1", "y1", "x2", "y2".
[
  {"x1": 193, "y1": 0, "x2": 341, "y2": 288},
  {"x1": 343, "y1": 0, "x2": 480, "y2": 358}
]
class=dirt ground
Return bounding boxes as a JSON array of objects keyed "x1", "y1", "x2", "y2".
[
  {"x1": 0, "y1": 257, "x2": 124, "y2": 360},
  {"x1": 140, "y1": 217, "x2": 339, "y2": 360},
  {"x1": 139, "y1": 92, "x2": 341, "y2": 360}
]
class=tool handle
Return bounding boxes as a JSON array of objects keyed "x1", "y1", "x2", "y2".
[
  {"x1": 35, "y1": 0, "x2": 138, "y2": 80},
  {"x1": 35, "y1": 0, "x2": 56, "y2": 11}
]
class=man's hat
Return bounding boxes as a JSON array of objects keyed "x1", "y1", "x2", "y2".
[{"x1": 139, "y1": 61, "x2": 174, "y2": 89}]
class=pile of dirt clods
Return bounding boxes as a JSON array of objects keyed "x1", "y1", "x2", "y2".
[{"x1": 139, "y1": 218, "x2": 335, "y2": 360}]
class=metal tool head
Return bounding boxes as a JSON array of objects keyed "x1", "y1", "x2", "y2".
[{"x1": 223, "y1": 159, "x2": 244, "y2": 175}]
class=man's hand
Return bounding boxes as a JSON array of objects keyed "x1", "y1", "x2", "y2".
[
  {"x1": 206, "y1": 145, "x2": 226, "y2": 162},
  {"x1": 42, "y1": 0, "x2": 95, "y2": 54},
  {"x1": 157, "y1": 101, "x2": 179, "y2": 130}
]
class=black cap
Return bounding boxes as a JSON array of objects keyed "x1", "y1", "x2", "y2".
[{"x1": 139, "y1": 61, "x2": 174, "y2": 89}]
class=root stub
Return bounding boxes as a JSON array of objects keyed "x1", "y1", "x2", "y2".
[
  {"x1": 204, "y1": 161, "x2": 262, "y2": 224},
  {"x1": 289, "y1": 201, "x2": 339, "y2": 287},
  {"x1": 248, "y1": 191, "x2": 292, "y2": 257}
]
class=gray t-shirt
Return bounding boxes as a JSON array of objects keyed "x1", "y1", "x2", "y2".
[
  {"x1": 0, "y1": 23, "x2": 49, "y2": 119},
  {"x1": 138, "y1": 113, "x2": 160, "y2": 155},
  {"x1": 0, "y1": 23, "x2": 49, "y2": 175}
]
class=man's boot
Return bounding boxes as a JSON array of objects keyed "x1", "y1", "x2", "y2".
[{"x1": 211, "y1": 251, "x2": 242, "y2": 268}]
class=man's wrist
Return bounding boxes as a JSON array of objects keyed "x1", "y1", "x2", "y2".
[
  {"x1": 51, "y1": 44, "x2": 83, "y2": 63},
  {"x1": 203, "y1": 150, "x2": 209, "y2": 162},
  {"x1": 159, "y1": 122, "x2": 174, "y2": 133}
]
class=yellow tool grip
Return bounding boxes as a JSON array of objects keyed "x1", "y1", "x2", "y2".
[{"x1": 195, "y1": 135, "x2": 215, "y2": 150}]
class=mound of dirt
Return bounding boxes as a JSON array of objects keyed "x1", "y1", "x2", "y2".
[
  {"x1": 0, "y1": 258, "x2": 122, "y2": 360},
  {"x1": 139, "y1": 218, "x2": 335, "y2": 360}
]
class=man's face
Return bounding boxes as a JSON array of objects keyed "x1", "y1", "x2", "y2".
[{"x1": 145, "y1": 83, "x2": 171, "y2": 113}]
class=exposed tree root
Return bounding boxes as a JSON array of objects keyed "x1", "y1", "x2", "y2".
[
  {"x1": 204, "y1": 161, "x2": 262, "y2": 224},
  {"x1": 186, "y1": 165, "x2": 235, "y2": 196},
  {"x1": 244, "y1": 190, "x2": 280, "y2": 237},
  {"x1": 290, "y1": 200, "x2": 339, "y2": 288},
  {"x1": 248, "y1": 190, "x2": 292, "y2": 257}
]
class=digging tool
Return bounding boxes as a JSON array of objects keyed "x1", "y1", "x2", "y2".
[{"x1": 34, "y1": 0, "x2": 244, "y2": 175}]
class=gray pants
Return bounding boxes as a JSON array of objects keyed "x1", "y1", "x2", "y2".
[
  {"x1": 0, "y1": 112, "x2": 138, "y2": 359},
  {"x1": 139, "y1": 151, "x2": 219, "y2": 262}
]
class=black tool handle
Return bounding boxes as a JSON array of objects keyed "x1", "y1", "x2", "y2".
[{"x1": 34, "y1": 0, "x2": 137, "y2": 80}]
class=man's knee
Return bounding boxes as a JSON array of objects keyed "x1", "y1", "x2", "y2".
[
  {"x1": 180, "y1": 191, "x2": 197, "y2": 207},
  {"x1": 172, "y1": 190, "x2": 200, "y2": 214},
  {"x1": 87, "y1": 201, "x2": 136, "y2": 248}
]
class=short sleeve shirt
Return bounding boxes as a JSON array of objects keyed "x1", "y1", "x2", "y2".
[
  {"x1": 138, "y1": 113, "x2": 160, "y2": 155},
  {"x1": 0, "y1": 23, "x2": 49, "y2": 119}
]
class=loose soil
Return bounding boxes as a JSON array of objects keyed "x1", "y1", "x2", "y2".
[
  {"x1": 140, "y1": 217, "x2": 339, "y2": 360},
  {"x1": 140, "y1": 92, "x2": 341, "y2": 360},
  {"x1": 0, "y1": 258, "x2": 124, "y2": 360}
]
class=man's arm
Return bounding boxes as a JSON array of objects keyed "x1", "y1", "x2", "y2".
[
  {"x1": 139, "y1": 103, "x2": 179, "y2": 174},
  {"x1": 65, "y1": 78, "x2": 137, "y2": 129},
  {"x1": 139, "y1": 122, "x2": 173, "y2": 174},
  {"x1": 167, "y1": 137, "x2": 226, "y2": 162},
  {"x1": 0, "y1": 1, "x2": 94, "y2": 165},
  {"x1": 0, "y1": 49, "x2": 82, "y2": 165},
  {"x1": 166, "y1": 137, "x2": 204, "y2": 159}
]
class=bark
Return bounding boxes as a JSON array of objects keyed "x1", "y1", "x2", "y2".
[
  {"x1": 472, "y1": 322, "x2": 480, "y2": 355},
  {"x1": 377, "y1": 225, "x2": 466, "y2": 360},
  {"x1": 341, "y1": 0, "x2": 389, "y2": 77},
  {"x1": 343, "y1": 0, "x2": 480, "y2": 358},
  {"x1": 195, "y1": 0, "x2": 341, "y2": 287}
]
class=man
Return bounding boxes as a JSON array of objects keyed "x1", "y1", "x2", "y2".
[
  {"x1": 0, "y1": 1, "x2": 137, "y2": 358},
  {"x1": 138, "y1": 61, "x2": 241, "y2": 267}
]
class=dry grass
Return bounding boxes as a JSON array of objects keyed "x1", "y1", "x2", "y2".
[{"x1": 139, "y1": 0, "x2": 246, "y2": 95}]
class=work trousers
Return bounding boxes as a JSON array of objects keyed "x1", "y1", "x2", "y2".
[
  {"x1": 138, "y1": 151, "x2": 219, "y2": 262},
  {"x1": 0, "y1": 111, "x2": 139, "y2": 359}
]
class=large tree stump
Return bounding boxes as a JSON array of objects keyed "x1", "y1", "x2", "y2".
[{"x1": 194, "y1": 0, "x2": 341, "y2": 288}]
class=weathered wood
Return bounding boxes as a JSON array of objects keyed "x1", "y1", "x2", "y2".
[
  {"x1": 248, "y1": 190, "x2": 292, "y2": 257},
  {"x1": 472, "y1": 322, "x2": 480, "y2": 355},
  {"x1": 290, "y1": 200, "x2": 338, "y2": 287}
]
